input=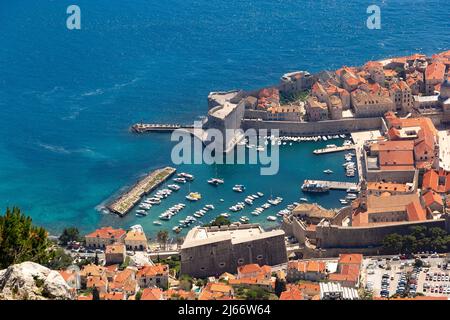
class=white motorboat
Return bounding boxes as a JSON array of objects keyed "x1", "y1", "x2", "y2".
[
  {"x1": 300, "y1": 198, "x2": 308, "y2": 202},
  {"x1": 178, "y1": 172, "x2": 194, "y2": 181},
  {"x1": 232, "y1": 184, "x2": 245, "y2": 193},
  {"x1": 240, "y1": 216, "x2": 250, "y2": 223},
  {"x1": 323, "y1": 169, "x2": 334, "y2": 174},
  {"x1": 174, "y1": 177, "x2": 187, "y2": 184},
  {"x1": 168, "y1": 184, "x2": 181, "y2": 191},
  {"x1": 208, "y1": 178, "x2": 224, "y2": 185},
  {"x1": 257, "y1": 192, "x2": 264, "y2": 197},
  {"x1": 267, "y1": 216, "x2": 277, "y2": 221},
  {"x1": 153, "y1": 221, "x2": 162, "y2": 226},
  {"x1": 245, "y1": 198, "x2": 253, "y2": 205}
]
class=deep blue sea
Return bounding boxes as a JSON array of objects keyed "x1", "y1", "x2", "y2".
[{"x1": 0, "y1": 1, "x2": 449, "y2": 237}]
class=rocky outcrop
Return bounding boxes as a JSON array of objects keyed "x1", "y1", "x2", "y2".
[{"x1": 0, "y1": 262, "x2": 73, "y2": 300}]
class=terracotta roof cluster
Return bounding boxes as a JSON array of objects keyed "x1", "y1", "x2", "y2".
[
  {"x1": 257, "y1": 87, "x2": 280, "y2": 109},
  {"x1": 109, "y1": 268, "x2": 137, "y2": 293},
  {"x1": 165, "y1": 289, "x2": 196, "y2": 300},
  {"x1": 85, "y1": 226, "x2": 126, "y2": 240},
  {"x1": 105, "y1": 243, "x2": 125, "y2": 255},
  {"x1": 287, "y1": 260, "x2": 327, "y2": 274},
  {"x1": 279, "y1": 284, "x2": 305, "y2": 300},
  {"x1": 384, "y1": 112, "x2": 438, "y2": 169},
  {"x1": 141, "y1": 287, "x2": 164, "y2": 300},
  {"x1": 136, "y1": 264, "x2": 169, "y2": 278},
  {"x1": 422, "y1": 169, "x2": 450, "y2": 194},
  {"x1": 425, "y1": 62, "x2": 446, "y2": 82},
  {"x1": 422, "y1": 191, "x2": 444, "y2": 210},
  {"x1": 328, "y1": 254, "x2": 362, "y2": 287},
  {"x1": 367, "y1": 181, "x2": 413, "y2": 194},
  {"x1": 198, "y1": 282, "x2": 234, "y2": 300},
  {"x1": 237, "y1": 264, "x2": 272, "y2": 278}
]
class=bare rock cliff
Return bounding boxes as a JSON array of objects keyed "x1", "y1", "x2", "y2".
[{"x1": 0, "y1": 261, "x2": 73, "y2": 300}]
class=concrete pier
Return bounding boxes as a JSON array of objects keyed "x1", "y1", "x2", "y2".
[
  {"x1": 131, "y1": 123, "x2": 194, "y2": 133},
  {"x1": 107, "y1": 167, "x2": 176, "y2": 217},
  {"x1": 313, "y1": 145, "x2": 355, "y2": 155},
  {"x1": 302, "y1": 179, "x2": 359, "y2": 191}
]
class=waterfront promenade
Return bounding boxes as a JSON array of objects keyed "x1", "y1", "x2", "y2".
[
  {"x1": 131, "y1": 123, "x2": 194, "y2": 133},
  {"x1": 302, "y1": 179, "x2": 359, "y2": 191},
  {"x1": 313, "y1": 145, "x2": 355, "y2": 155},
  {"x1": 107, "y1": 167, "x2": 176, "y2": 217}
]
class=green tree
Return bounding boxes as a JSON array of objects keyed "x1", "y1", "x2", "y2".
[
  {"x1": 58, "y1": 227, "x2": 81, "y2": 246},
  {"x1": 382, "y1": 233, "x2": 403, "y2": 254},
  {"x1": 274, "y1": 277, "x2": 287, "y2": 297},
  {"x1": 205, "y1": 216, "x2": 231, "y2": 227},
  {"x1": 46, "y1": 248, "x2": 74, "y2": 270},
  {"x1": 179, "y1": 274, "x2": 193, "y2": 291},
  {"x1": 242, "y1": 286, "x2": 270, "y2": 300},
  {"x1": 0, "y1": 207, "x2": 52, "y2": 269},
  {"x1": 157, "y1": 230, "x2": 169, "y2": 250}
]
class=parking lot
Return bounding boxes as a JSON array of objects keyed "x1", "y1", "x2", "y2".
[{"x1": 363, "y1": 255, "x2": 450, "y2": 298}]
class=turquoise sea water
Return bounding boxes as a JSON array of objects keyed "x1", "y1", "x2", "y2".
[{"x1": 0, "y1": 1, "x2": 449, "y2": 237}]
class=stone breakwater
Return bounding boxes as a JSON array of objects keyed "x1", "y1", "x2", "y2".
[{"x1": 107, "y1": 166, "x2": 176, "y2": 217}]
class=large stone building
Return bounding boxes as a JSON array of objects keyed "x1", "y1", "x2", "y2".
[
  {"x1": 206, "y1": 90, "x2": 246, "y2": 153},
  {"x1": 85, "y1": 227, "x2": 126, "y2": 249},
  {"x1": 305, "y1": 96, "x2": 328, "y2": 121},
  {"x1": 136, "y1": 264, "x2": 169, "y2": 290},
  {"x1": 180, "y1": 224, "x2": 287, "y2": 278},
  {"x1": 389, "y1": 80, "x2": 413, "y2": 114},
  {"x1": 425, "y1": 62, "x2": 446, "y2": 95},
  {"x1": 124, "y1": 230, "x2": 148, "y2": 251},
  {"x1": 279, "y1": 71, "x2": 314, "y2": 95},
  {"x1": 350, "y1": 89, "x2": 395, "y2": 118}
]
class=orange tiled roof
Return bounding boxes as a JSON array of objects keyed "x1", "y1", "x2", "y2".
[
  {"x1": 422, "y1": 169, "x2": 450, "y2": 193},
  {"x1": 338, "y1": 254, "x2": 363, "y2": 265},
  {"x1": 86, "y1": 227, "x2": 126, "y2": 240},
  {"x1": 105, "y1": 244, "x2": 125, "y2": 255},
  {"x1": 137, "y1": 264, "x2": 169, "y2": 278},
  {"x1": 422, "y1": 191, "x2": 443, "y2": 207},
  {"x1": 287, "y1": 260, "x2": 327, "y2": 273},
  {"x1": 280, "y1": 285, "x2": 304, "y2": 300},
  {"x1": 141, "y1": 287, "x2": 164, "y2": 300},
  {"x1": 425, "y1": 62, "x2": 446, "y2": 81},
  {"x1": 165, "y1": 289, "x2": 196, "y2": 300},
  {"x1": 406, "y1": 200, "x2": 427, "y2": 222},
  {"x1": 102, "y1": 292, "x2": 124, "y2": 301}
]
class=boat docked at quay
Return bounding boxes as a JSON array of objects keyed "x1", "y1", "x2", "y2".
[
  {"x1": 167, "y1": 184, "x2": 181, "y2": 191},
  {"x1": 177, "y1": 172, "x2": 194, "y2": 181},
  {"x1": 173, "y1": 177, "x2": 187, "y2": 184},
  {"x1": 301, "y1": 181, "x2": 330, "y2": 193}
]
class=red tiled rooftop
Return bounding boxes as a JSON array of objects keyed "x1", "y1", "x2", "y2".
[
  {"x1": 406, "y1": 200, "x2": 427, "y2": 222},
  {"x1": 86, "y1": 226, "x2": 126, "y2": 240}
]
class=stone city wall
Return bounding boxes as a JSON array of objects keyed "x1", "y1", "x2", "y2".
[
  {"x1": 316, "y1": 219, "x2": 446, "y2": 249},
  {"x1": 242, "y1": 117, "x2": 383, "y2": 136}
]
